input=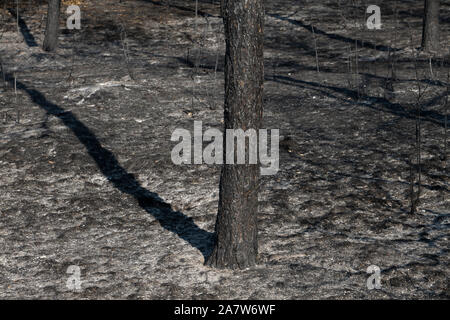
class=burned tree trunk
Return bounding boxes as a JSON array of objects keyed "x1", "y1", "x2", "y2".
[
  {"x1": 421, "y1": 0, "x2": 440, "y2": 52},
  {"x1": 43, "y1": 0, "x2": 61, "y2": 52},
  {"x1": 206, "y1": 0, "x2": 264, "y2": 269}
]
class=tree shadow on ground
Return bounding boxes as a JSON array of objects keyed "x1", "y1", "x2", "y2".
[
  {"x1": 268, "y1": 13, "x2": 401, "y2": 53},
  {"x1": 7, "y1": 8, "x2": 38, "y2": 47},
  {"x1": 140, "y1": 0, "x2": 219, "y2": 18},
  {"x1": 4, "y1": 72, "x2": 214, "y2": 260},
  {"x1": 268, "y1": 74, "x2": 448, "y2": 128}
]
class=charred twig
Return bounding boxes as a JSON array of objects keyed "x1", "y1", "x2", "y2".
[
  {"x1": 355, "y1": 38, "x2": 359, "y2": 99},
  {"x1": 407, "y1": 21, "x2": 431, "y2": 214},
  {"x1": 119, "y1": 22, "x2": 135, "y2": 81},
  {"x1": 347, "y1": 44, "x2": 352, "y2": 89},
  {"x1": 311, "y1": 25, "x2": 320, "y2": 74},
  {"x1": 14, "y1": 72, "x2": 20, "y2": 124},
  {"x1": 442, "y1": 51, "x2": 449, "y2": 162}
]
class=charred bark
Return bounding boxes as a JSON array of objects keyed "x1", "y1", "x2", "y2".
[
  {"x1": 421, "y1": 0, "x2": 440, "y2": 52},
  {"x1": 43, "y1": 0, "x2": 61, "y2": 52},
  {"x1": 206, "y1": 0, "x2": 264, "y2": 269}
]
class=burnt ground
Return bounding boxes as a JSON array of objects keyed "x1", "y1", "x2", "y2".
[{"x1": 0, "y1": 0, "x2": 449, "y2": 299}]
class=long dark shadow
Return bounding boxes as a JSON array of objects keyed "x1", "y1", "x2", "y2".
[
  {"x1": 141, "y1": 0, "x2": 219, "y2": 18},
  {"x1": 361, "y1": 71, "x2": 450, "y2": 89},
  {"x1": 8, "y1": 8, "x2": 38, "y2": 47},
  {"x1": 268, "y1": 74, "x2": 448, "y2": 128},
  {"x1": 4, "y1": 72, "x2": 214, "y2": 259},
  {"x1": 268, "y1": 13, "x2": 401, "y2": 53}
]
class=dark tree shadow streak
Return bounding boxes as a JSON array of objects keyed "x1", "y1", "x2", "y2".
[
  {"x1": 4, "y1": 73, "x2": 214, "y2": 259},
  {"x1": 268, "y1": 75, "x2": 448, "y2": 128},
  {"x1": 268, "y1": 13, "x2": 401, "y2": 53},
  {"x1": 361, "y1": 71, "x2": 450, "y2": 90},
  {"x1": 7, "y1": 8, "x2": 38, "y2": 47},
  {"x1": 141, "y1": 0, "x2": 219, "y2": 18}
]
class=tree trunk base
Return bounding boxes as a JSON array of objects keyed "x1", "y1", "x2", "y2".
[{"x1": 206, "y1": 241, "x2": 258, "y2": 270}]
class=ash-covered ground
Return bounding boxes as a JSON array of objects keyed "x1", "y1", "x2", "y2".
[{"x1": 0, "y1": 0, "x2": 449, "y2": 299}]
